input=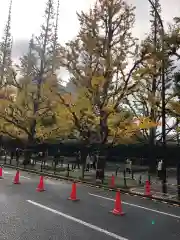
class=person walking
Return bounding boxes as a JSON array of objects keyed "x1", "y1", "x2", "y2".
[
  {"x1": 86, "y1": 154, "x2": 91, "y2": 171},
  {"x1": 125, "y1": 158, "x2": 132, "y2": 174},
  {"x1": 157, "y1": 159, "x2": 163, "y2": 180}
]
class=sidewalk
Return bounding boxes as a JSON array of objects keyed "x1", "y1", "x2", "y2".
[
  {"x1": 0, "y1": 157, "x2": 138, "y2": 188},
  {"x1": 130, "y1": 178, "x2": 178, "y2": 201}
]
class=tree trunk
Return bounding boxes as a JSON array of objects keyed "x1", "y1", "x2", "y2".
[
  {"x1": 81, "y1": 161, "x2": 86, "y2": 179},
  {"x1": 148, "y1": 129, "x2": 157, "y2": 174},
  {"x1": 148, "y1": 0, "x2": 158, "y2": 174},
  {"x1": 23, "y1": 135, "x2": 34, "y2": 165},
  {"x1": 80, "y1": 146, "x2": 88, "y2": 179},
  {"x1": 177, "y1": 162, "x2": 180, "y2": 200}
]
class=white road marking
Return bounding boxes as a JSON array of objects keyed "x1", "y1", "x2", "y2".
[
  {"x1": 27, "y1": 200, "x2": 128, "y2": 240},
  {"x1": 21, "y1": 176, "x2": 31, "y2": 180},
  {"x1": 88, "y1": 193, "x2": 180, "y2": 219},
  {"x1": 45, "y1": 179, "x2": 59, "y2": 184},
  {"x1": 3, "y1": 171, "x2": 30, "y2": 180}
]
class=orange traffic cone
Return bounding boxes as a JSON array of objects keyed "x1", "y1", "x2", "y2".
[
  {"x1": 145, "y1": 180, "x2": 151, "y2": 196},
  {"x1": 68, "y1": 182, "x2": 79, "y2": 201},
  {"x1": 110, "y1": 190, "x2": 125, "y2": 216},
  {"x1": 0, "y1": 167, "x2": 3, "y2": 179},
  {"x1": 13, "y1": 170, "x2": 20, "y2": 184},
  {"x1": 36, "y1": 176, "x2": 45, "y2": 192},
  {"x1": 110, "y1": 174, "x2": 115, "y2": 188}
]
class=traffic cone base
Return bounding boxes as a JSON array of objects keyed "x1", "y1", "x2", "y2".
[
  {"x1": 110, "y1": 209, "x2": 125, "y2": 216},
  {"x1": 68, "y1": 197, "x2": 79, "y2": 201},
  {"x1": 13, "y1": 181, "x2": 21, "y2": 184},
  {"x1": 36, "y1": 187, "x2": 45, "y2": 192},
  {"x1": 145, "y1": 193, "x2": 152, "y2": 196}
]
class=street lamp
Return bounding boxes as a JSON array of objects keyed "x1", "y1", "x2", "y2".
[{"x1": 147, "y1": 0, "x2": 167, "y2": 193}]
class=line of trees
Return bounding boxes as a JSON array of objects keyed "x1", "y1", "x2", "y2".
[{"x1": 0, "y1": 0, "x2": 180, "y2": 166}]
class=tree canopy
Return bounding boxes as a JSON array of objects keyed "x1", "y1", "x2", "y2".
[{"x1": 0, "y1": 0, "x2": 180, "y2": 147}]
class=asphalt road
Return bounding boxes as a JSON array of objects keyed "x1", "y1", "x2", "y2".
[{"x1": 0, "y1": 168, "x2": 180, "y2": 240}]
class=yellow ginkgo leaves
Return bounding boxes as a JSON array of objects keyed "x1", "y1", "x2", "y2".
[
  {"x1": 168, "y1": 101, "x2": 180, "y2": 114},
  {"x1": 61, "y1": 93, "x2": 74, "y2": 106},
  {"x1": 135, "y1": 117, "x2": 160, "y2": 129},
  {"x1": 91, "y1": 76, "x2": 105, "y2": 89}
]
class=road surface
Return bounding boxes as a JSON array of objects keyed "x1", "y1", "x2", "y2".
[{"x1": 0, "y1": 168, "x2": 179, "y2": 240}]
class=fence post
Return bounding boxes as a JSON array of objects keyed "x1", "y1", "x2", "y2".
[
  {"x1": 123, "y1": 170, "x2": 127, "y2": 187},
  {"x1": 10, "y1": 155, "x2": 12, "y2": 165},
  {"x1": 139, "y1": 175, "x2": 142, "y2": 185},
  {"x1": 115, "y1": 167, "x2": 120, "y2": 176},
  {"x1": 16, "y1": 159, "x2": 19, "y2": 168},
  {"x1": 40, "y1": 160, "x2": 43, "y2": 172},
  {"x1": 67, "y1": 163, "x2": 70, "y2": 177},
  {"x1": 148, "y1": 173, "x2": 151, "y2": 184},
  {"x1": 54, "y1": 161, "x2": 57, "y2": 174},
  {"x1": 131, "y1": 170, "x2": 134, "y2": 180},
  {"x1": 177, "y1": 163, "x2": 180, "y2": 200},
  {"x1": 4, "y1": 152, "x2": 7, "y2": 164}
]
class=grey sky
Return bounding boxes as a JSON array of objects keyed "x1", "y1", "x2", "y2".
[{"x1": 0, "y1": 0, "x2": 180, "y2": 60}]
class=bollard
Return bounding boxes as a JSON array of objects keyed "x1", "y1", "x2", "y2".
[
  {"x1": 54, "y1": 163, "x2": 57, "y2": 174},
  {"x1": 4, "y1": 153, "x2": 7, "y2": 164},
  {"x1": 67, "y1": 163, "x2": 70, "y2": 177},
  {"x1": 40, "y1": 161, "x2": 43, "y2": 172},
  {"x1": 131, "y1": 170, "x2": 134, "y2": 180},
  {"x1": 177, "y1": 163, "x2": 180, "y2": 200},
  {"x1": 123, "y1": 170, "x2": 127, "y2": 187}
]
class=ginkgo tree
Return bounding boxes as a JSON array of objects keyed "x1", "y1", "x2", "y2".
[
  {"x1": 0, "y1": 74, "x2": 62, "y2": 143},
  {"x1": 167, "y1": 73, "x2": 180, "y2": 140},
  {"x1": 57, "y1": 0, "x2": 159, "y2": 146},
  {"x1": 36, "y1": 96, "x2": 75, "y2": 141},
  {"x1": 9, "y1": 0, "x2": 62, "y2": 149},
  {"x1": 52, "y1": 75, "x2": 159, "y2": 145},
  {"x1": 51, "y1": 73, "x2": 159, "y2": 178},
  {"x1": 0, "y1": 86, "x2": 26, "y2": 140},
  {"x1": 0, "y1": 0, "x2": 160, "y2": 159}
]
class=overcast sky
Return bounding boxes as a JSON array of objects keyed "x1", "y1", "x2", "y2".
[{"x1": 0, "y1": 0, "x2": 180, "y2": 60}]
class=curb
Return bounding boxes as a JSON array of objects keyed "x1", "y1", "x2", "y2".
[{"x1": 3, "y1": 164, "x2": 180, "y2": 207}]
